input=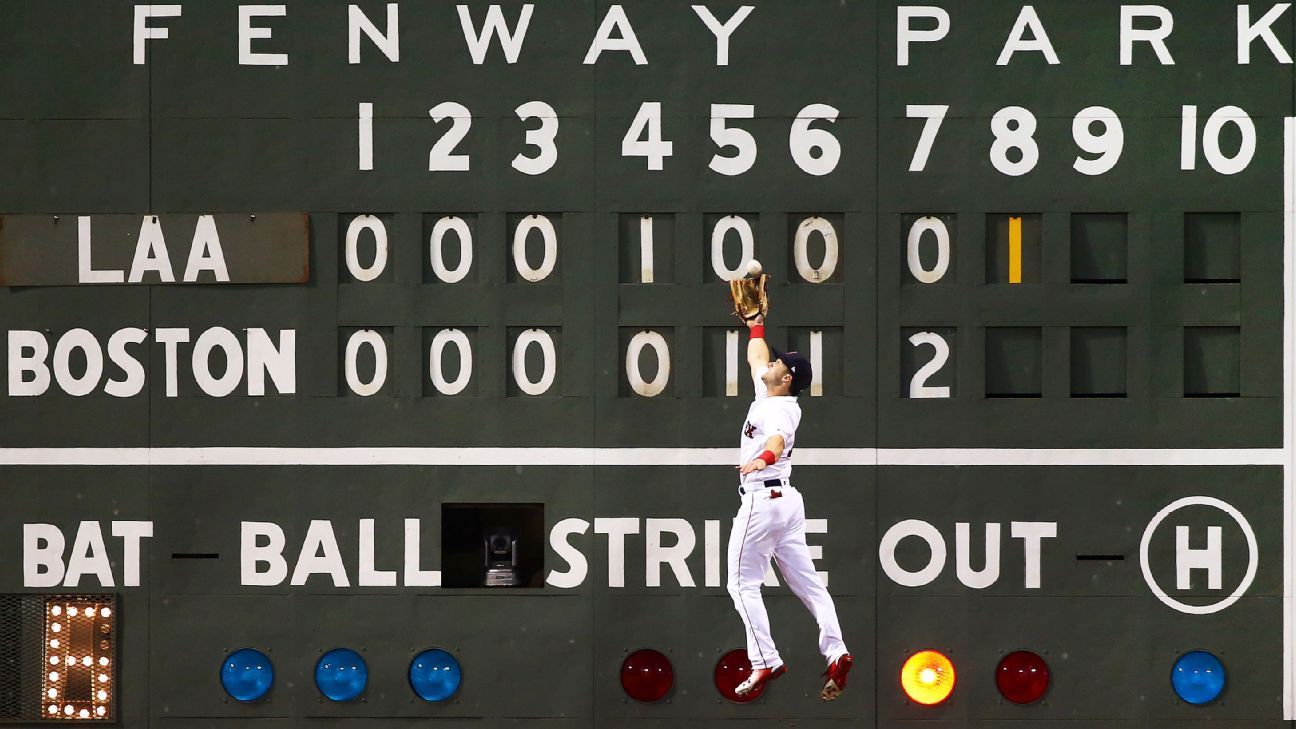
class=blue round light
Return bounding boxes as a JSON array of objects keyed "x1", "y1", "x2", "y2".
[
  {"x1": 1171, "y1": 650, "x2": 1226, "y2": 705},
  {"x1": 409, "y1": 649, "x2": 462, "y2": 702},
  {"x1": 315, "y1": 648, "x2": 368, "y2": 702},
  {"x1": 220, "y1": 648, "x2": 274, "y2": 702}
]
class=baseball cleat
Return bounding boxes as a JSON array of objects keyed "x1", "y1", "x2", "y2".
[
  {"x1": 734, "y1": 663, "x2": 787, "y2": 697},
  {"x1": 820, "y1": 654, "x2": 854, "y2": 701}
]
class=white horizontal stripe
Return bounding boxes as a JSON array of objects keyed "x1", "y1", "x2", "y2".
[
  {"x1": 877, "y1": 448, "x2": 1284, "y2": 466},
  {"x1": 0, "y1": 447, "x2": 1282, "y2": 467}
]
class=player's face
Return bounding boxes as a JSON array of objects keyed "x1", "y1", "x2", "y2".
[{"x1": 763, "y1": 359, "x2": 790, "y2": 388}]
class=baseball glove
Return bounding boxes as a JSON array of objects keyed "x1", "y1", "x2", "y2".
[{"x1": 729, "y1": 274, "x2": 769, "y2": 321}]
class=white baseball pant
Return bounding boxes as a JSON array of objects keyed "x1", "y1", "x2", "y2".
[{"x1": 726, "y1": 484, "x2": 848, "y2": 670}]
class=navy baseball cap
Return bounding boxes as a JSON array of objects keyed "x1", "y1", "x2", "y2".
[{"x1": 769, "y1": 346, "x2": 813, "y2": 396}]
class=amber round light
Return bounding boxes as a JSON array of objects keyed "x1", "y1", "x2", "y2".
[
  {"x1": 620, "y1": 649, "x2": 673, "y2": 702},
  {"x1": 995, "y1": 650, "x2": 1050, "y2": 704},
  {"x1": 900, "y1": 650, "x2": 956, "y2": 705},
  {"x1": 714, "y1": 648, "x2": 763, "y2": 703}
]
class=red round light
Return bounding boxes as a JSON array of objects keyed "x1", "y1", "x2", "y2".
[
  {"x1": 714, "y1": 648, "x2": 763, "y2": 703},
  {"x1": 995, "y1": 650, "x2": 1050, "y2": 704},
  {"x1": 620, "y1": 649, "x2": 673, "y2": 703}
]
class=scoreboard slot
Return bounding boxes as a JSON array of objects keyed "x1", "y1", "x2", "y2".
[
  {"x1": 422, "y1": 214, "x2": 479, "y2": 285},
  {"x1": 422, "y1": 326, "x2": 478, "y2": 398},
  {"x1": 1183, "y1": 326, "x2": 1242, "y2": 398},
  {"x1": 339, "y1": 327, "x2": 394, "y2": 398},
  {"x1": 340, "y1": 214, "x2": 395, "y2": 285},
  {"x1": 786, "y1": 214, "x2": 844, "y2": 284},
  {"x1": 984, "y1": 327, "x2": 1043, "y2": 398},
  {"x1": 901, "y1": 328, "x2": 956, "y2": 399},
  {"x1": 618, "y1": 214, "x2": 675, "y2": 285},
  {"x1": 1070, "y1": 213, "x2": 1128, "y2": 284},
  {"x1": 506, "y1": 327, "x2": 561, "y2": 397},
  {"x1": 619, "y1": 328, "x2": 674, "y2": 399},
  {"x1": 1070, "y1": 327, "x2": 1129, "y2": 398},
  {"x1": 786, "y1": 328, "x2": 839, "y2": 398},
  {"x1": 703, "y1": 213, "x2": 759, "y2": 281},
  {"x1": 986, "y1": 214, "x2": 1041, "y2": 284},
  {"x1": 902, "y1": 214, "x2": 956, "y2": 285},
  {"x1": 702, "y1": 328, "x2": 742, "y2": 398},
  {"x1": 1184, "y1": 212, "x2": 1242, "y2": 284},
  {"x1": 506, "y1": 213, "x2": 562, "y2": 284}
]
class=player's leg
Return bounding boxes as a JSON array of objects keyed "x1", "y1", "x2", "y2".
[
  {"x1": 772, "y1": 489, "x2": 852, "y2": 700},
  {"x1": 772, "y1": 490, "x2": 848, "y2": 664},
  {"x1": 727, "y1": 497, "x2": 782, "y2": 670}
]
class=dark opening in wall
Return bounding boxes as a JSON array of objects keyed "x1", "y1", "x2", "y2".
[
  {"x1": 985, "y1": 327, "x2": 1042, "y2": 397},
  {"x1": 1183, "y1": 327, "x2": 1241, "y2": 397},
  {"x1": 1070, "y1": 327, "x2": 1127, "y2": 397},
  {"x1": 1071, "y1": 213, "x2": 1127, "y2": 283},
  {"x1": 440, "y1": 504, "x2": 545, "y2": 588},
  {"x1": 1184, "y1": 213, "x2": 1241, "y2": 283}
]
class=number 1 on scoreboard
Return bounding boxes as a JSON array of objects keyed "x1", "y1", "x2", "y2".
[{"x1": 358, "y1": 102, "x2": 374, "y2": 171}]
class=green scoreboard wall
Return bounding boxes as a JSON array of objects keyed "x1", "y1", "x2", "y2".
[{"x1": 0, "y1": 1, "x2": 1293, "y2": 726}]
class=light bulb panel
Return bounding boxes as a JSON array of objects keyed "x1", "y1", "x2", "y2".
[{"x1": 41, "y1": 595, "x2": 116, "y2": 722}]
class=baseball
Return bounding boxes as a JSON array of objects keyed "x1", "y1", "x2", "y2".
[{"x1": 746, "y1": 259, "x2": 763, "y2": 278}]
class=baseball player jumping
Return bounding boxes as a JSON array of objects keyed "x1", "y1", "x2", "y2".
[{"x1": 726, "y1": 297, "x2": 853, "y2": 701}]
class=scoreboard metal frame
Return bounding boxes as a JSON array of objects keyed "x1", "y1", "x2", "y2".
[{"x1": 0, "y1": 1, "x2": 1294, "y2": 726}]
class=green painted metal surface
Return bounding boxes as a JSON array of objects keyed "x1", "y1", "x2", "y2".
[{"x1": 0, "y1": 1, "x2": 1292, "y2": 726}]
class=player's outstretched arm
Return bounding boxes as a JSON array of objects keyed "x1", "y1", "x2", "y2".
[
  {"x1": 746, "y1": 314, "x2": 769, "y2": 381},
  {"x1": 738, "y1": 434, "x2": 785, "y2": 475}
]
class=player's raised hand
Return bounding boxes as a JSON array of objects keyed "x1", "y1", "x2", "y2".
[{"x1": 745, "y1": 314, "x2": 764, "y2": 328}]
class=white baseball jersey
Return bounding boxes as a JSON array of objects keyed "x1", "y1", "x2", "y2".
[
  {"x1": 727, "y1": 364, "x2": 847, "y2": 671},
  {"x1": 739, "y1": 369, "x2": 801, "y2": 487}
]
